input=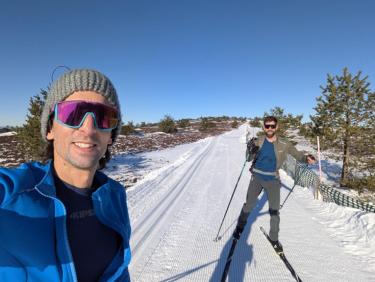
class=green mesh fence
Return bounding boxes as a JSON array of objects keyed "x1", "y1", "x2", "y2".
[
  {"x1": 282, "y1": 155, "x2": 375, "y2": 213},
  {"x1": 319, "y1": 184, "x2": 375, "y2": 213},
  {"x1": 282, "y1": 155, "x2": 320, "y2": 190}
]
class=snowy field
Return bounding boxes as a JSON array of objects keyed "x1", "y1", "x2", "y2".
[{"x1": 105, "y1": 125, "x2": 375, "y2": 282}]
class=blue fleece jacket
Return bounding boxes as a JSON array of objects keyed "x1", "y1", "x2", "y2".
[{"x1": 0, "y1": 161, "x2": 131, "y2": 282}]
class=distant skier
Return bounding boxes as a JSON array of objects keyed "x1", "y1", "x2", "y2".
[
  {"x1": 0, "y1": 69, "x2": 131, "y2": 281},
  {"x1": 234, "y1": 116, "x2": 316, "y2": 252}
]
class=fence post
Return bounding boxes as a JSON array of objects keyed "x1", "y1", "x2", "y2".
[{"x1": 316, "y1": 136, "x2": 322, "y2": 200}]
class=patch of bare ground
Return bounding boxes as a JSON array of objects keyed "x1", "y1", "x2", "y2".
[{"x1": 0, "y1": 135, "x2": 28, "y2": 168}]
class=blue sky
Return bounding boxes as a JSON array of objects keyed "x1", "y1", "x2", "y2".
[{"x1": 1, "y1": 0, "x2": 374, "y2": 126}]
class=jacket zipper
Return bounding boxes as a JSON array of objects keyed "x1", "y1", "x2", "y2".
[
  {"x1": 35, "y1": 187, "x2": 78, "y2": 282},
  {"x1": 93, "y1": 196, "x2": 130, "y2": 281}
]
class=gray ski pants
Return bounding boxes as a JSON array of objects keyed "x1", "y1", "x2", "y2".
[{"x1": 239, "y1": 175, "x2": 281, "y2": 241}]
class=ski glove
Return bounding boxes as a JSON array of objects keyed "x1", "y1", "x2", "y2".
[
  {"x1": 246, "y1": 137, "x2": 259, "y2": 162},
  {"x1": 306, "y1": 154, "x2": 316, "y2": 164}
]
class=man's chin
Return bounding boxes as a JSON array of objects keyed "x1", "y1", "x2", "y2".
[
  {"x1": 69, "y1": 157, "x2": 100, "y2": 171},
  {"x1": 266, "y1": 132, "x2": 275, "y2": 138}
]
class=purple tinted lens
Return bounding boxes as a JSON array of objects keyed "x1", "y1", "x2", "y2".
[{"x1": 57, "y1": 101, "x2": 118, "y2": 129}]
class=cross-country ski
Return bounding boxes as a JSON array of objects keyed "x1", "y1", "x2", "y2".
[{"x1": 260, "y1": 226, "x2": 303, "y2": 282}]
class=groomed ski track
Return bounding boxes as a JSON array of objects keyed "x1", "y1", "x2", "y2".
[{"x1": 127, "y1": 125, "x2": 373, "y2": 282}]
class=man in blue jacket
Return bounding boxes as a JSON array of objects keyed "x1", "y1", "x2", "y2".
[{"x1": 0, "y1": 69, "x2": 131, "y2": 281}]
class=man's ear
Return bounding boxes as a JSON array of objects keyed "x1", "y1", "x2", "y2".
[
  {"x1": 108, "y1": 130, "x2": 116, "y2": 145},
  {"x1": 46, "y1": 117, "x2": 55, "y2": 141},
  {"x1": 107, "y1": 138, "x2": 113, "y2": 145},
  {"x1": 46, "y1": 127, "x2": 54, "y2": 141}
]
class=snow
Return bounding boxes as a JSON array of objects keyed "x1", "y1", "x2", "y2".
[
  {"x1": 105, "y1": 124, "x2": 375, "y2": 281},
  {"x1": 0, "y1": 131, "x2": 16, "y2": 137}
]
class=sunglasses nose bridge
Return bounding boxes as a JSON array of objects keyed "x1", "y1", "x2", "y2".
[{"x1": 79, "y1": 112, "x2": 98, "y2": 130}]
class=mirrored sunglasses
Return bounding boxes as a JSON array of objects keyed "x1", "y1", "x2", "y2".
[{"x1": 54, "y1": 100, "x2": 119, "y2": 131}]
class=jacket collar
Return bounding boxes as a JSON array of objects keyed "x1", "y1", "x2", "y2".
[
  {"x1": 258, "y1": 134, "x2": 279, "y2": 147},
  {"x1": 35, "y1": 160, "x2": 111, "y2": 198},
  {"x1": 35, "y1": 160, "x2": 57, "y2": 197}
]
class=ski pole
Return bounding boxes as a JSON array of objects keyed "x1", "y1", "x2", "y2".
[
  {"x1": 214, "y1": 159, "x2": 247, "y2": 242},
  {"x1": 280, "y1": 163, "x2": 308, "y2": 210}
]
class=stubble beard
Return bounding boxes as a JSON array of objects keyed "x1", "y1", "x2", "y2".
[
  {"x1": 66, "y1": 151, "x2": 102, "y2": 170},
  {"x1": 265, "y1": 130, "x2": 276, "y2": 138},
  {"x1": 56, "y1": 140, "x2": 105, "y2": 171}
]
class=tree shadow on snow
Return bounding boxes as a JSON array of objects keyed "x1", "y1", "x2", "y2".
[
  {"x1": 319, "y1": 159, "x2": 342, "y2": 182},
  {"x1": 108, "y1": 153, "x2": 152, "y2": 171},
  {"x1": 210, "y1": 192, "x2": 268, "y2": 282}
]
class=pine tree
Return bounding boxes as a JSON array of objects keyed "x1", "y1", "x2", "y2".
[
  {"x1": 310, "y1": 67, "x2": 374, "y2": 185},
  {"x1": 17, "y1": 89, "x2": 48, "y2": 161},
  {"x1": 159, "y1": 115, "x2": 178, "y2": 133},
  {"x1": 231, "y1": 120, "x2": 239, "y2": 128},
  {"x1": 199, "y1": 117, "x2": 216, "y2": 132},
  {"x1": 121, "y1": 121, "x2": 136, "y2": 135},
  {"x1": 177, "y1": 118, "x2": 190, "y2": 128}
]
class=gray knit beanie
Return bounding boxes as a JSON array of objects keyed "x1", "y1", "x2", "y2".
[{"x1": 41, "y1": 69, "x2": 122, "y2": 141}]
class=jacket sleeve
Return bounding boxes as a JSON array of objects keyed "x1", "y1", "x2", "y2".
[
  {"x1": 286, "y1": 141, "x2": 307, "y2": 163},
  {"x1": 0, "y1": 164, "x2": 29, "y2": 207},
  {"x1": 0, "y1": 180, "x2": 3, "y2": 206},
  {"x1": 0, "y1": 169, "x2": 11, "y2": 206}
]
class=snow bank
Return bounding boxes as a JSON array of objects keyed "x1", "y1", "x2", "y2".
[{"x1": 0, "y1": 131, "x2": 17, "y2": 137}]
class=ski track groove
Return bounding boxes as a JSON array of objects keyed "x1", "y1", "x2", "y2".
[
  {"x1": 163, "y1": 134, "x2": 248, "y2": 282},
  {"x1": 132, "y1": 138, "x2": 215, "y2": 251},
  {"x1": 127, "y1": 150, "x2": 199, "y2": 226},
  {"x1": 127, "y1": 144, "x2": 207, "y2": 223},
  {"x1": 129, "y1": 138, "x2": 217, "y2": 280}
]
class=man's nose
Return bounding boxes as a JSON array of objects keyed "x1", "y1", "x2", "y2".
[{"x1": 78, "y1": 113, "x2": 97, "y2": 133}]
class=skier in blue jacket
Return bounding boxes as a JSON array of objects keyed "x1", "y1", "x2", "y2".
[{"x1": 0, "y1": 69, "x2": 131, "y2": 281}]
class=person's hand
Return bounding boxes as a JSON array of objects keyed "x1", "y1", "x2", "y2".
[
  {"x1": 307, "y1": 154, "x2": 316, "y2": 165},
  {"x1": 247, "y1": 137, "x2": 259, "y2": 154}
]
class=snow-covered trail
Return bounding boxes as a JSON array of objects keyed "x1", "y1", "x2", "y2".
[{"x1": 118, "y1": 126, "x2": 374, "y2": 282}]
